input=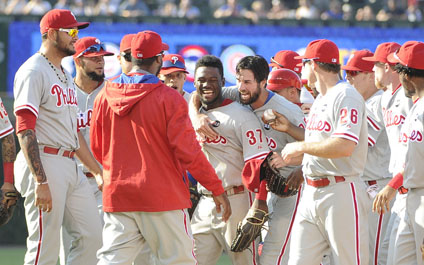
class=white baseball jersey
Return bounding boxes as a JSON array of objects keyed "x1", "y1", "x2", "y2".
[
  {"x1": 381, "y1": 85, "x2": 413, "y2": 175},
  {"x1": 0, "y1": 96, "x2": 14, "y2": 139},
  {"x1": 76, "y1": 82, "x2": 104, "y2": 148},
  {"x1": 302, "y1": 81, "x2": 368, "y2": 179},
  {"x1": 13, "y1": 53, "x2": 79, "y2": 149},
  {"x1": 363, "y1": 90, "x2": 391, "y2": 181},
  {"x1": 401, "y1": 98, "x2": 424, "y2": 189},
  {"x1": 222, "y1": 87, "x2": 306, "y2": 178},
  {"x1": 197, "y1": 101, "x2": 269, "y2": 194}
]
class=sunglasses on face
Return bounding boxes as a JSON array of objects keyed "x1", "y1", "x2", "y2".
[
  {"x1": 77, "y1": 43, "x2": 106, "y2": 58},
  {"x1": 58, "y1": 28, "x2": 78, "y2": 38},
  {"x1": 120, "y1": 52, "x2": 132, "y2": 62}
]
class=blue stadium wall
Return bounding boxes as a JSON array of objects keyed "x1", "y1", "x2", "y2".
[{"x1": 7, "y1": 21, "x2": 424, "y2": 94}]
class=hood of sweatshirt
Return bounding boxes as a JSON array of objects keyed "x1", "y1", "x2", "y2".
[{"x1": 104, "y1": 73, "x2": 162, "y2": 116}]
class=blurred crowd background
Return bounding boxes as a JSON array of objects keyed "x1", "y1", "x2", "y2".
[{"x1": 0, "y1": 0, "x2": 423, "y2": 24}]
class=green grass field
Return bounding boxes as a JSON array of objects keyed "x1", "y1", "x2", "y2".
[{"x1": 0, "y1": 246, "x2": 232, "y2": 265}]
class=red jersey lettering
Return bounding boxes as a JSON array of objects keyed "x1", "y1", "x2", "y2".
[
  {"x1": 306, "y1": 113, "x2": 332, "y2": 132},
  {"x1": 51, "y1": 84, "x2": 78, "y2": 107}
]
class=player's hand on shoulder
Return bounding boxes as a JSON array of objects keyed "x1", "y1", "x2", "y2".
[
  {"x1": 212, "y1": 192, "x2": 232, "y2": 222},
  {"x1": 192, "y1": 114, "x2": 219, "y2": 141},
  {"x1": 372, "y1": 185, "x2": 397, "y2": 214},
  {"x1": 35, "y1": 182, "x2": 52, "y2": 212}
]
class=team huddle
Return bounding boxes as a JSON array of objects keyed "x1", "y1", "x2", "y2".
[{"x1": 0, "y1": 8, "x2": 423, "y2": 265}]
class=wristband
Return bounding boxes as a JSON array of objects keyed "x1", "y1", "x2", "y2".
[
  {"x1": 3, "y1": 162, "x2": 14, "y2": 184},
  {"x1": 388, "y1": 172, "x2": 403, "y2": 190}
]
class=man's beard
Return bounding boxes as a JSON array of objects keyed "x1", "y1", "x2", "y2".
[
  {"x1": 55, "y1": 36, "x2": 75, "y2": 57},
  {"x1": 87, "y1": 71, "x2": 105, "y2": 82},
  {"x1": 239, "y1": 84, "x2": 260, "y2": 105}
]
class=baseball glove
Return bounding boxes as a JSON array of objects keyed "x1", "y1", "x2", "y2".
[
  {"x1": 0, "y1": 190, "x2": 19, "y2": 226},
  {"x1": 261, "y1": 152, "x2": 298, "y2": 197},
  {"x1": 188, "y1": 186, "x2": 201, "y2": 220},
  {"x1": 230, "y1": 208, "x2": 268, "y2": 252}
]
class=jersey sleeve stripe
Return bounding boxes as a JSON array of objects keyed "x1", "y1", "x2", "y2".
[
  {"x1": 331, "y1": 132, "x2": 359, "y2": 144},
  {"x1": 367, "y1": 116, "x2": 380, "y2": 131},
  {"x1": 15, "y1": 104, "x2": 39, "y2": 118},
  {"x1": 0, "y1": 126, "x2": 14, "y2": 138},
  {"x1": 368, "y1": 136, "x2": 376, "y2": 147},
  {"x1": 244, "y1": 151, "x2": 269, "y2": 162}
]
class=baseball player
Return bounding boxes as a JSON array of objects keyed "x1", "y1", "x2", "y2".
[
  {"x1": 280, "y1": 39, "x2": 369, "y2": 264},
  {"x1": 13, "y1": 9, "x2": 103, "y2": 265},
  {"x1": 59, "y1": 36, "x2": 114, "y2": 265},
  {"x1": 117, "y1": 33, "x2": 136, "y2": 75},
  {"x1": 343, "y1": 49, "x2": 391, "y2": 265},
  {"x1": 0, "y1": 95, "x2": 18, "y2": 222},
  {"x1": 267, "y1": 68, "x2": 303, "y2": 108},
  {"x1": 269, "y1": 50, "x2": 315, "y2": 112},
  {"x1": 190, "y1": 55, "x2": 269, "y2": 265},
  {"x1": 363, "y1": 42, "x2": 413, "y2": 265},
  {"x1": 190, "y1": 55, "x2": 306, "y2": 265},
  {"x1": 159, "y1": 54, "x2": 192, "y2": 102},
  {"x1": 372, "y1": 40, "x2": 424, "y2": 265},
  {"x1": 90, "y1": 30, "x2": 231, "y2": 265}
]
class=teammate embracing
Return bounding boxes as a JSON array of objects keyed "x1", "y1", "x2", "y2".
[
  {"x1": 280, "y1": 39, "x2": 370, "y2": 264},
  {"x1": 190, "y1": 55, "x2": 269, "y2": 265},
  {"x1": 190, "y1": 55, "x2": 305, "y2": 265}
]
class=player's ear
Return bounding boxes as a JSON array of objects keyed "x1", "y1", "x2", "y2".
[
  {"x1": 221, "y1": 77, "x2": 225, "y2": 86},
  {"x1": 46, "y1": 28, "x2": 57, "y2": 41},
  {"x1": 259, "y1": 79, "x2": 266, "y2": 89}
]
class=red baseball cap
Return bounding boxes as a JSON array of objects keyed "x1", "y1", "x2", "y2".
[
  {"x1": 267, "y1": 69, "x2": 302, "y2": 91},
  {"x1": 160, "y1": 54, "x2": 189, "y2": 75},
  {"x1": 241, "y1": 153, "x2": 271, "y2": 193},
  {"x1": 120, "y1": 33, "x2": 136, "y2": 53},
  {"x1": 73, "y1": 37, "x2": 114, "y2": 58},
  {"x1": 40, "y1": 9, "x2": 89, "y2": 34},
  {"x1": 387, "y1": 41, "x2": 424, "y2": 70},
  {"x1": 269, "y1": 50, "x2": 302, "y2": 74},
  {"x1": 362, "y1": 42, "x2": 401, "y2": 64},
  {"x1": 341, "y1": 49, "x2": 374, "y2": 72},
  {"x1": 131, "y1": 31, "x2": 169, "y2": 59},
  {"x1": 295, "y1": 39, "x2": 339, "y2": 65}
]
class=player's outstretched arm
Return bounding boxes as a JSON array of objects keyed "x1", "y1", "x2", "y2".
[
  {"x1": 188, "y1": 91, "x2": 219, "y2": 140},
  {"x1": 1, "y1": 133, "x2": 18, "y2": 208},
  {"x1": 212, "y1": 192, "x2": 232, "y2": 222},
  {"x1": 17, "y1": 129, "x2": 52, "y2": 212},
  {"x1": 75, "y1": 132, "x2": 103, "y2": 191},
  {"x1": 262, "y1": 110, "x2": 305, "y2": 141}
]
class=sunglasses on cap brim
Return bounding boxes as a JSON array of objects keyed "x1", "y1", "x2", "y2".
[
  {"x1": 77, "y1": 43, "x2": 107, "y2": 58},
  {"x1": 270, "y1": 57, "x2": 285, "y2": 68},
  {"x1": 162, "y1": 59, "x2": 186, "y2": 69}
]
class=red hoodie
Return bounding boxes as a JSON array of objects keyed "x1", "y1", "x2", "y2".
[{"x1": 90, "y1": 72, "x2": 225, "y2": 212}]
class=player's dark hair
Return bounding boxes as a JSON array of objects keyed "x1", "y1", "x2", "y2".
[
  {"x1": 236, "y1": 55, "x2": 269, "y2": 83},
  {"x1": 41, "y1": 33, "x2": 48, "y2": 41},
  {"x1": 195, "y1": 55, "x2": 224, "y2": 79},
  {"x1": 315, "y1": 61, "x2": 341, "y2": 74},
  {"x1": 394, "y1": 63, "x2": 424, "y2": 78},
  {"x1": 132, "y1": 56, "x2": 157, "y2": 67}
]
